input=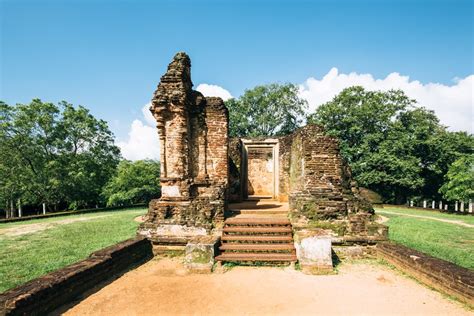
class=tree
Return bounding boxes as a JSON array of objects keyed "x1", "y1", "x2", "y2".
[
  {"x1": 439, "y1": 155, "x2": 474, "y2": 201},
  {"x1": 308, "y1": 86, "x2": 473, "y2": 203},
  {"x1": 226, "y1": 83, "x2": 307, "y2": 137},
  {"x1": 102, "y1": 160, "x2": 161, "y2": 206},
  {"x1": 0, "y1": 102, "x2": 26, "y2": 217},
  {"x1": 0, "y1": 99, "x2": 120, "y2": 213},
  {"x1": 58, "y1": 101, "x2": 121, "y2": 209},
  {"x1": 308, "y1": 86, "x2": 415, "y2": 164}
]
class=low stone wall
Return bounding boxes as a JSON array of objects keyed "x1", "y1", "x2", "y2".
[
  {"x1": 0, "y1": 237, "x2": 153, "y2": 315},
  {"x1": 377, "y1": 242, "x2": 474, "y2": 307}
]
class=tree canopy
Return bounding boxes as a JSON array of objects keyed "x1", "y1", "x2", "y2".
[
  {"x1": 308, "y1": 86, "x2": 473, "y2": 203},
  {"x1": 226, "y1": 83, "x2": 307, "y2": 137},
  {"x1": 102, "y1": 160, "x2": 161, "y2": 207},
  {"x1": 0, "y1": 99, "x2": 121, "y2": 213},
  {"x1": 439, "y1": 155, "x2": 474, "y2": 201}
]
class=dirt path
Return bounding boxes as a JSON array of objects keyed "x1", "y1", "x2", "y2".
[
  {"x1": 376, "y1": 210, "x2": 474, "y2": 228},
  {"x1": 0, "y1": 215, "x2": 110, "y2": 237},
  {"x1": 64, "y1": 258, "x2": 470, "y2": 316}
]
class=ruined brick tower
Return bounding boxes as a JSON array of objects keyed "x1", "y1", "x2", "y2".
[{"x1": 138, "y1": 52, "x2": 228, "y2": 244}]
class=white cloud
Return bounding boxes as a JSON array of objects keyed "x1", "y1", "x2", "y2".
[
  {"x1": 117, "y1": 107, "x2": 160, "y2": 161},
  {"x1": 299, "y1": 68, "x2": 474, "y2": 132},
  {"x1": 118, "y1": 71, "x2": 472, "y2": 161},
  {"x1": 196, "y1": 83, "x2": 233, "y2": 101},
  {"x1": 141, "y1": 102, "x2": 156, "y2": 127},
  {"x1": 116, "y1": 83, "x2": 233, "y2": 161}
]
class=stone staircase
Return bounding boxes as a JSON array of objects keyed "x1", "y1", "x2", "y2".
[{"x1": 215, "y1": 216, "x2": 297, "y2": 264}]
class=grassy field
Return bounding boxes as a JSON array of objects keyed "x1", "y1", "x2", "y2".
[
  {"x1": 2, "y1": 204, "x2": 472, "y2": 293},
  {"x1": 0, "y1": 208, "x2": 146, "y2": 292},
  {"x1": 375, "y1": 206, "x2": 474, "y2": 269}
]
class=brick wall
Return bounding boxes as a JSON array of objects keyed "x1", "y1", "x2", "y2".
[
  {"x1": 228, "y1": 138, "x2": 243, "y2": 202},
  {"x1": 377, "y1": 242, "x2": 473, "y2": 307},
  {"x1": 0, "y1": 238, "x2": 153, "y2": 315}
]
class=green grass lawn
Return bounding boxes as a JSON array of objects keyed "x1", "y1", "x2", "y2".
[
  {"x1": 378, "y1": 205, "x2": 474, "y2": 225},
  {"x1": 375, "y1": 206, "x2": 474, "y2": 270},
  {"x1": 0, "y1": 208, "x2": 146, "y2": 292}
]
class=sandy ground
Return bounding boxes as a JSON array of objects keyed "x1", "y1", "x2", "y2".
[
  {"x1": 376, "y1": 215, "x2": 389, "y2": 224},
  {"x1": 64, "y1": 257, "x2": 470, "y2": 316},
  {"x1": 0, "y1": 215, "x2": 110, "y2": 237},
  {"x1": 134, "y1": 215, "x2": 145, "y2": 223},
  {"x1": 376, "y1": 210, "x2": 474, "y2": 228}
]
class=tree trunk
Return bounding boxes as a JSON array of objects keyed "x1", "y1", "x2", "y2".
[{"x1": 10, "y1": 199, "x2": 15, "y2": 218}]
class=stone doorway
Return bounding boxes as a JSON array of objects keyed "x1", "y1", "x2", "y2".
[{"x1": 241, "y1": 139, "x2": 279, "y2": 200}]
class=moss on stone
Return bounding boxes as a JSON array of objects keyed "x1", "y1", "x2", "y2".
[
  {"x1": 307, "y1": 220, "x2": 347, "y2": 236},
  {"x1": 190, "y1": 248, "x2": 212, "y2": 264}
]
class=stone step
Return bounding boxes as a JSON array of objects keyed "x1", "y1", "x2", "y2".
[
  {"x1": 220, "y1": 243, "x2": 295, "y2": 251},
  {"x1": 231, "y1": 210, "x2": 288, "y2": 215},
  {"x1": 223, "y1": 226, "x2": 293, "y2": 234},
  {"x1": 215, "y1": 252, "x2": 297, "y2": 262},
  {"x1": 221, "y1": 235, "x2": 293, "y2": 242},
  {"x1": 225, "y1": 217, "x2": 291, "y2": 226}
]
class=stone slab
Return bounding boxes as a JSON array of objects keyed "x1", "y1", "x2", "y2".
[
  {"x1": 184, "y1": 235, "x2": 220, "y2": 273},
  {"x1": 294, "y1": 229, "x2": 333, "y2": 274}
]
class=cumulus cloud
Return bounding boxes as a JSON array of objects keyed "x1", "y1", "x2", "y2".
[
  {"x1": 196, "y1": 83, "x2": 233, "y2": 101},
  {"x1": 141, "y1": 102, "x2": 156, "y2": 127},
  {"x1": 117, "y1": 104, "x2": 159, "y2": 161},
  {"x1": 118, "y1": 72, "x2": 472, "y2": 160},
  {"x1": 299, "y1": 68, "x2": 473, "y2": 132},
  {"x1": 116, "y1": 81, "x2": 233, "y2": 161}
]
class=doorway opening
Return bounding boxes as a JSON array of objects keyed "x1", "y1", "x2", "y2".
[{"x1": 241, "y1": 139, "x2": 279, "y2": 200}]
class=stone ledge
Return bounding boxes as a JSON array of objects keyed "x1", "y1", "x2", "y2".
[
  {"x1": 0, "y1": 237, "x2": 153, "y2": 315},
  {"x1": 377, "y1": 242, "x2": 474, "y2": 307}
]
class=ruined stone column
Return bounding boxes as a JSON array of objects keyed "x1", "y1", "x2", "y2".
[{"x1": 138, "y1": 52, "x2": 229, "y2": 245}]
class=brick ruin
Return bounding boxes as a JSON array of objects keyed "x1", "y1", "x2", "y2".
[
  {"x1": 139, "y1": 52, "x2": 386, "y2": 248},
  {"x1": 230, "y1": 125, "x2": 387, "y2": 243},
  {"x1": 138, "y1": 52, "x2": 228, "y2": 244}
]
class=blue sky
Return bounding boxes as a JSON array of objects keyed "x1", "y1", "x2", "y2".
[{"x1": 1, "y1": 0, "x2": 473, "y2": 159}]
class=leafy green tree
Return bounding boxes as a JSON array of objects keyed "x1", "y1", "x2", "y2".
[
  {"x1": 439, "y1": 155, "x2": 474, "y2": 201},
  {"x1": 308, "y1": 86, "x2": 473, "y2": 203},
  {"x1": 0, "y1": 102, "x2": 26, "y2": 217},
  {"x1": 102, "y1": 160, "x2": 161, "y2": 206},
  {"x1": 59, "y1": 102, "x2": 121, "y2": 209},
  {"x1": 226, "y1": 83, "x2": 307, "y2": 137},
  {"x1": 0, "y1": 99, "x2": 120, "y2": 213},
  {"x1": 308, "y1": 86, "x2": 415, "y2": 164}
]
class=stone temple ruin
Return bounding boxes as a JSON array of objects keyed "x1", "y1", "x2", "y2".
[{"x1": 138, "y1": 52, "x2": 387, "y2": 272}]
